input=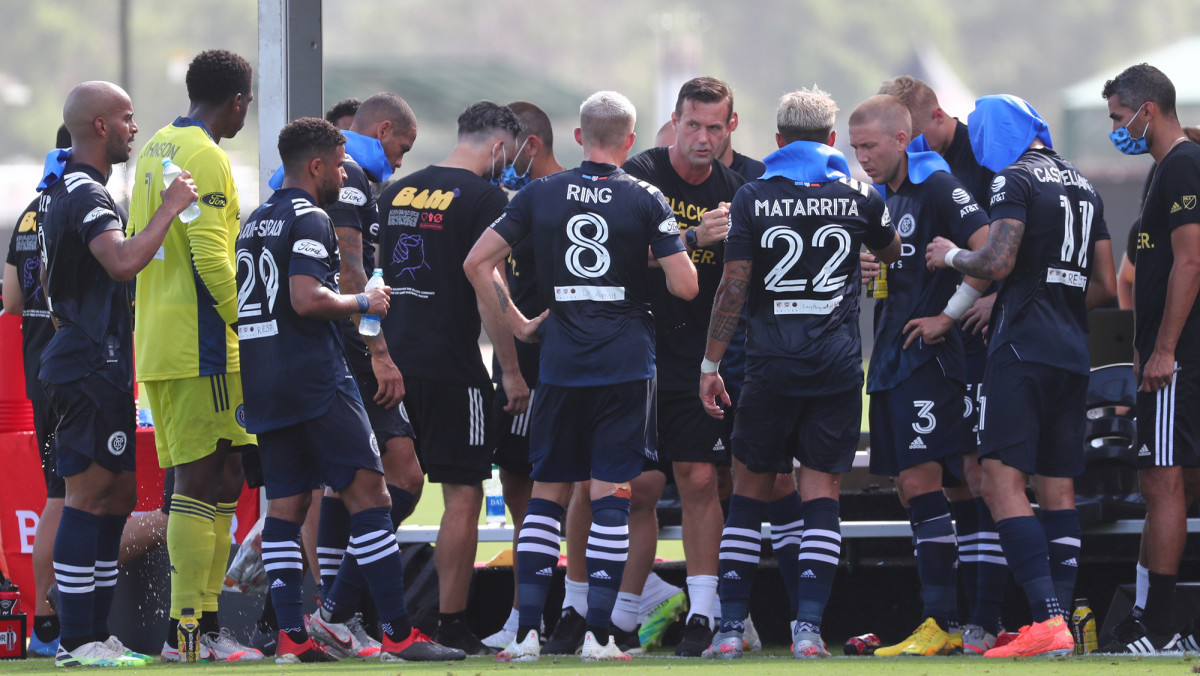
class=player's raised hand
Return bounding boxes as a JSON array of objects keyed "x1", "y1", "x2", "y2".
[
  {"x1": 961, "y1": 293, "x2": 995, "y2": 335},
  {"x1": 694, "y1": 201, "x2": 731, "y2": 248},
  {"x1": 699, "y1": 372, "x2": 730, "y2": 420},
  {"x1": 501, "y1": 372, "x2": 530, "y2": 415},
  {"x1": 859, "y1": 251, "x2": 880, "y2": 285},
  {"x1": 516, "y1": 308, "x2": 549, "y2": 344},
  {"x1": 902, "y1": 314, "x2": 955, "y2": 350},
  {"x1": 161, "y1": 171, "x2": 198, "y2": 217},
  {"x1": 364, "y1": 285, "x2": 391, "y2": 316}
]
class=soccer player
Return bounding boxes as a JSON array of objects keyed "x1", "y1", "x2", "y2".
[
  {"x1": 927, "y1": 94, "x2": 1116, "y2": 657},
  {"x1": 848, "y1": 94, "x2": 989, "y2": 656},
  {"x1": 464, "y1": 89, "x2": 699, "y2": 662},
  {"x1": 376, "y1": 101, "x2": 526, "y2": 655},
  {"x1": 699, "y1": 86, "x2": 900, "y2": 659},
  {"x1": 304, "y1": 92, "x2": 422, "y2": 658},
  {"x1": 1100, "y1": 63, "x2": 1200, "y2": 653},
  {"x1": 125, "y1": 49, "x2": 262, "y2": 662},
  {"x1": 326, "y1": 98, "x2": 361, "y2": 130},
  {"x1": 236, "y1": 117, "x2": 464, "y2": 664},
  {"x1": 40, "y1": 80, "x2": 197, "y2": 667}
]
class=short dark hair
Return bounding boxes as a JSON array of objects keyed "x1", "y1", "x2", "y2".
[
  {"x1": 674, "y1": 77, "x2": 733, "y2": 121},
  {"x1": 1102, "y1": 63, "x2": 1177, "y2": 117},
  {"x1": 279, "y1": 117, "x2": 345, "y2": 174},
  {"x1": 457, "y1": 101, "x2": 521, "y2": 141},
  {"x1": 325, "y1": 98, "x2": 361, "y2": 124},
  {"x1": 354, "y1": 93, "x2": 417, "y2": 133},
  {"x1": 186, "y1": 49, "x2": 253, "y2": 106},
  {"x1": 508, "y1": 101, "x2": 553, "y2": 150},
  {"x1": 56, "y1": 124, "x2": 71, "y2": 149}
]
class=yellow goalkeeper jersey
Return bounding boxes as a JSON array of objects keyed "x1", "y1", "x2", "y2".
[{"x1": 128, "y1": 118, "x2": 241, "y2": 380}]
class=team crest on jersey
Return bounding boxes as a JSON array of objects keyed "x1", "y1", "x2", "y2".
[
  {"x1": 235, "y1": 404, "x2": 247, "y2": 428},
  {"x1": 991, "y1": 176, "x2": 1006, "y2": 193},
  {"x1": 107, "y1": 431, "x2": 128, "y2": 456},
  {"x1": 897, "y1": 214, "x2": 916, "y2": 238},
  {"x1": 339, "y1": 187, "x2": 367, "y2": 206},
  {"x1": 83, "y1": 207, "x2": 115, "y2": 223},
  {"x1": 293, "y1": 239, "x2": 328, "y2": 258},
  {"x1": 951, "y1": 188, "x2": 971, "y2": 205},
  {"x1": 201, "y1": 192, "x2": 228, "y2": 208},
  {"x1": 369, "y1": 433, "x2": 380, "y2": 456}
]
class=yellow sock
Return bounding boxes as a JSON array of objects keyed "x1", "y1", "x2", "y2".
[
  {"x1": 203, "y1": 502, "x2": 238, "y2": 616},
  {"x1": 167, "y1": 494, "x2": 216, "y2": 619}
]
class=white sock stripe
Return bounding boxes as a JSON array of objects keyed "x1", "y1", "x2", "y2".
[
  {"x1": 585, "y1": 549, "x2": 628, "y2": 562},
  {"x1": 520, "y1": 528, "x2": 562, "y2": 544},
  {"x1": 261, "y1": 540, "x2": 301, "y2": 550},
  {"x1": 317, "y1": 555, "x2": 344, "y2": 564},
  {"x1": 1050, "y1": 536, "x2": 1081, "y2": 547},
  {"x1": 800, "y1": 539, "x2": 841, "y2": 554},
  {"x1": 348, "y1": 532, "x2": 399, "y2": 555},
  {"x1": 719, "y1": 552, "x2": 761, "y2": 564},
  {"x1": 586, "y1": 536, "x2": 629, "y2": 552},
  {"x1": 801, "y1": 528, "x2": 842, "y2": 543},
  {"x1": 916, "y1": 534, "x2": 957, "y2": 545},
  {"x1": 263, "y1": 562, "x2": 303, "y2": 571},
  {"x1": 516, "y1": 542, "x2": 561, "y2": 558},
  {"x1": 53, "y1": 562, "x2": 95, "y2": 574},
  {"x1": 956, "y1": 532, "x2": 985, "y2": 543},
  {"x1": 58, "y1": 583, "x2": 95, "y2": 593},
  {"x1": 94, "y1": 559, "x2": 118, "y2": 568},
  {"x1": 522, "y1": 514, "x2": 562, "y2": 529},
  {"x1": 974, "y1": 554, "x2": 1008, "y2": 565},
  {"x1": 262, "y1": 550, "x2": 303, "y2": 560},
  {"x1": 771, "y1": 518, "x2": 804, "y2": 532},
  {"x1": 94, "y1": 578, "x2": 118, "y2": 588},
  {"x1": 349, "y1": 529, "x2": 393, "y2": 545},
  {"x1": 798, "y1": 552, "x2": 840, "y2": 566},
  {"x1": 589, "y1": 523, "x2": 630, "y2": 536},
  {"x1": 94, "y1": 569, "x2": 118, "y2": 578},
  {"x1": 55, "y1": 573, "x2": 94, "y2": 584},
  {"x1": 354, "y1": 543, "x2": 400, "y2": 565},
  {"x1": 723, "y1": 526, "x2": 763, "y2": 540},
  {"x1": 773, "y1": 534, "x2": 804, "y2": 547},
  {"x1": 720, "y1": 539, "x2": 763, "y2": 552},
  {"x1": 316, "y1": 547, "x2": 346, "y2": 555},
  {"x1": 975, "y1": 531, "x2": 1000, "y2": 540}
]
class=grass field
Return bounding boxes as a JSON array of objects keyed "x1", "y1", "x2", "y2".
[{"x1": 5, "y1": 653, "x2": 1197, "y2": 674}]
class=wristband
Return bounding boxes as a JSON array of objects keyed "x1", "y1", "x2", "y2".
[
  {"x1": 685, "y1": 228, "x2": 699, "y2": 250},
  {"x1": 701, "y1": 357, "x2": 721, "y2": 374},
  {"x1": 943, "y1": 247, "x2": 964, "y2": 271},
  {"x1": 354, "y1": 293, "x2": 369, "y2": 313},
  {"x1": 943, "y1": 283, "x2": 983, "y2": 320}
]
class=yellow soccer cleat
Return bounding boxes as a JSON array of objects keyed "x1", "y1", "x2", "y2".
[{"x1": 874, "y1": 617, "x2": 955, "y2": 656}]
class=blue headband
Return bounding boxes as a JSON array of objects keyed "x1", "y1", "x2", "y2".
[
  {"x1": 268, "y1": 129, "x2": 393, "y2": 190},
  {"x1": 37, "y1": 148, "x2": 72, "y2": 192},
  {"x1": 759, "y1": 141, "x2": 849, "y2": 183}
]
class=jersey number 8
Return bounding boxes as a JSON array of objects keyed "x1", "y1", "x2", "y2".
[{"x1": 565, "y1": 213, "x2": 611, "y2": 279}]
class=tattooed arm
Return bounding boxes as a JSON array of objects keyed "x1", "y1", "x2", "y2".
[
  {"x1": 337, "y1": 226, "x2": 405, "y2": 407},
  {"x1": 926, "y1": 217, "x2": 1025, "y2": 280},
  {"x1": 699, "y1": 258, "x2": 752, "y2": 419}
]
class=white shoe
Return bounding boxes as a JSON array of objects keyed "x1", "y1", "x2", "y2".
[
  {"x1": 497, "y1": 629, "x2": 541, "y2": 662},
  {"x1": 201, "y1": 627, "x2": 265, "y2": 661},
  {"x1": 482, "y1": 627, "x2": 516, "y2": 650},
  {"x1": 56, "y1": 641, "x2": 143, "y2": 667},
  {"x1": 580, "y1": 631, "x2": 632, "y2": 662},
  {"x1": 743, "y1": 616, "x2": 762, "y2": 652},
  {"x1": 792, "y1": 630, "x2": 830, "y2": 659},
  {"x1": 159, "y1": 638, "x2": 213, "y2": 662},
  {"x1": 307, "y1": 611, "x2": 377, "y2": 658},
  {"x1": 345, "y1": 613, "x2": 383, "y2": 654},
  {"x1": 102, "y1": 636, "x2": 153, "y2": 665}
]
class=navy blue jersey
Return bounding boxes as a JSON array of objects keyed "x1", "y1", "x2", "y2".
[
  {"x1": 944, "y1": 120, "x2": 994, "y2": 206},
  {"x1": 726, "y1": 175, "x2": 895, "y2": 396},
  {"x1": 378, "y1": 165, "x2": 508, "y2": 388},
  {"x1": 730, "y1": 152, "x2": 766, "y2": 181},
  {"x1": 38, "y1": 164, "x2": 133, "y2": 391},
  {"x1": 6, "y1": 194, "x2": 55, "y2": 399},
  {"x1": 235, "y1": 188, "x2": 358, "y2": 433},
  {"x1": 869, "y1": 171, "x2": 989, "y2": 392},
  {"x1": 326, "y1": 155, "x2": 379, "y2": 273},
  {"x1": 623, "y1": 147, "x2": 745, "y2": 390},
  {"x1": 489, "y1": 161, "x2": 685, "y2": 387},
  {"x1": 987, "y1": 148, "x2": 1109, "y2": 375}
]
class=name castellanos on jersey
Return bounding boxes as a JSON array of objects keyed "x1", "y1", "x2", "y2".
[{"x1": 990, "y1": 166, "x2": 1095, "y2": 207}]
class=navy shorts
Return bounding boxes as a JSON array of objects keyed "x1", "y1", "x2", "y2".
[
  {"x1": 42, "y1": 373, "x2": 137, "y2": 478},
  {"x1": 342, "y1": 327, "x2": 415, "y2": 444},
  {"x1": 963, "y1": 349, "x2": 987, "y2": 447},
  {"x1": 868, "y1": 358, "x2": 966, "y2": 482},
  {"x1": 977, "y1": 346, "x2": 1086, "y2": 477},
  {"x1": 32, "y1": 398, "x2": 65, "y2": 498},
  {"x1": 657, "y1": 387, "x2": 730, "y2": 465},
  {"x1": 529, "y1": 379, "x2": 653, "y2": 484},
  {"x1": 258, "y1": 387, "x2": 383, "y2": 500},
  {"x1": 1135, "y1": 359, "x2": 1200, "y2": 468},
  {"x1": 731, "y1": 381, "x2": 860, "y2": 475},
  {"x1": 493, "y1": 383, "x2": 534, "y2": 478},
  {"x1": 404, "y1": 377, "x2": 494, "y2": 485}
]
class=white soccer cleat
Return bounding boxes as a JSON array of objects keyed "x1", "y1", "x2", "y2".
[
  {"x1": 580, "y1": 631, "x2": 633, "y2": 661},
  {"x1": 496, "y1": 629, "x2": 541, "y2": 662}
]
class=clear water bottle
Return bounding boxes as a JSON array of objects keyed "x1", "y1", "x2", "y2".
[
  {"x1": 484, "y1": 464, "x2": 506, "y2": 526},
  {"x1": 161, "y1": 158, "x2": 201, "y2": 223},
  {"x1": 359, "y1": 268, "x2": 384, "y2": 336}
]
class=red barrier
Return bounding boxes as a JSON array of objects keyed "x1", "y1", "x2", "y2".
[{"x1": 0, "y1": 313, "x2": 34, "y2": 433}]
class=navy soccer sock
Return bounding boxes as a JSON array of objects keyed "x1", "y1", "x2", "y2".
[
  {"x1": 995, "y1": 515, "x2": 1062, "y2": 622},
  {"x1": 516, "y1": 498, "x2": 564, "y2": 635},
  {"x1": 969, "y1": 497, "x2": 1006, "y2": 634},
  {"x1": 347, "y1": 507, "x2": 411, "y2": 642},
  {"x1": 718, "y1": 494, "x2": 766, "y2": 633},
  {"x1": 92, "y1": 514, "x2": 127, "y2": 639},
  {"x1": 387, "y1": 485, "x2": 419, "y2": 527},
  {"x1": 316, "y1": 496, "x2": 352, "y2": 598},
  {"x1": 262, "y1": 517, "x2": 307, "y2": 640},
  {"x1": 794, "y1": 498, "x2": 841, "y2": 634},
  {"x1": 767, "y1": 491, "x2": 804, "y2": 618},
  {"x1": 949, "y1": 499, "x2": 980, "y2": 620},
  {"x1": 54, "y1": 506, "x2": 100, "y2": 651},
  {"x1": 586, "y1": 495, "x2": 630, "y2": 638},
  {"x1": 1040, "y1": 509, "x2": 1080, "y2": 612},
  {"x1": 910, "y1": 491, "x2": 958, "y2": 630}
]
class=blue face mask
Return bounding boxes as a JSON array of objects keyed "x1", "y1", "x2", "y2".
[
  {"x1": 1110, "y1": 103, "x2": 1150, "y2": 155},
  {"x1": 488, "y1": 141, "x2": 508, "y2": 186},
  {"x1": 501, "y1": 138, "x2": 532, "y2": 190}
]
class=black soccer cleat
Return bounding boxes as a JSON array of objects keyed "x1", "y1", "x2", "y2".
[
  {"x1": 544, "y1": 607, "x2": 588, "y2": 655},
  {"x1": 675, "y1": 615, "x2": 714, "y2": 657}
]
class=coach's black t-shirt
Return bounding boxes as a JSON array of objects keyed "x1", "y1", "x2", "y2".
[
  {"x1": 623, "y1": 147, "x2": 745, "y2": 391},
  {"x1": 1136, "y1": 141, "x2": 1200, "y2": 362},
  {"x1": 378, "y1": 165, "x2": 508, "y2": 388},
  {"x1": 987, "y1": 148, "x2": 1109, "y2": 375},
  {"x1": 490, "y1": 161, "x2": 684, "y2": 387},
  {"x1": 6, "y1": 194, "x2": 55, "y2": 399}
]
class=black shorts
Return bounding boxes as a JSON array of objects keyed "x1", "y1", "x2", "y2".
[
  {"x1": 657, "y1": 387, "x2": 730, "y2": 465},
  {"x1": 32, "y1": 398, "x2": 65, "y2": 498},
  {"x1": 404, "y1": 376, "x2": 494, "y2": 485},
  {"x1": 731, "y1": 381, "x2": 860, "y2": 475},
  {"x1": 258, "y1": 387, "x2": 383, "y2": 500},
  {"x1": 42, "y1": 373, "x2": 137, "y2": 478},
  {"x1": 493, "y1": 383, "x2": 534, "y2": 478},
  {"x1": 343, "y1": 328, "x2": 415, "y2": 444},
  {"x1": 963, "y1": 349, "x2": 987, "y2": 448},
  {"x1": 1135, "y1": 359, "x2": 1200, "y2": 468},
  {"x1": 977, "y1": 346, "x2": 1086, "y2": 478},
  {"x1": 529, "y1": 379, "x2": 653, "y2": 484},
  {"x1": 868, "y1": 358, "x2": 966, "y2": 482}
]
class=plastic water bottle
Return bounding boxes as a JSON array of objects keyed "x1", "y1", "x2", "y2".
[
  {"x1": 1070, "y1": 598, "x2": 1097, "y2": 654},
  {"x1": 484, "y1": 465, "x2": 506, "y2": 526},
  {"x1": 178, "y1": 607, "x2": 200, "y2": 662},
  {"x1": 161, "y1": 158, "x2": 201, "y2": 223},
  {"x1": 359, "y1": 268, "x2": 384, "y2": 336}
]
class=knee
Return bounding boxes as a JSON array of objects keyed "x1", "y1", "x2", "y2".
[{"x1": 674, "y1": 463, "x2": 718, "y2": 498}]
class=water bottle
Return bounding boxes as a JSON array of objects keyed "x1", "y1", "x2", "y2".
[
  {"x1": 866, "y1": 261, "x2": 888, "y2": 299},
  {"x1": 177, "y1": 607, "x2": 200, "y2": 662},
  {"x1": 359, "y1": 268, "x2": 384, "y2": 336},
  {"x1": 484, "y1": 465, "x2": 506, "y2": 526},
  {"x1": 161, "y1": 158, "x2": 201, "y2": 223},
  {"x1": 1070, "y1": 598, "x2": 1097, "y2": 655}
]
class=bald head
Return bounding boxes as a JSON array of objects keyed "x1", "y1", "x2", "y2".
[
  {"x1": 849, "y1": 95, "x2": 912, "y2": 138},
  {"x1": 63, "y1": 81, "x2": 131, "y2": 141}
]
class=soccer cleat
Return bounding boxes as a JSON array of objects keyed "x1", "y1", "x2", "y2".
[
  {"x1": 496, "y1": 629, "x2": 541, "y2": 663},
  {"x1": 947, "y1": 630, "x2": 963, "y2": 654},
  {"x1": 481, "y1": 627, "x2": 516, "y2": 651},
  {"x1": 1096, "y1": 617, "x2": 1180, "y2": 654},
  {"x1": 580, "y1": 631, "x2": 632, "y2": 661},
  {"x1": 743, "y1": 616, "x2": 762, "y2": 652},
  {"x1": 961, "y1": 624, "x2": 997, "y2": 656},
  {"x1": 610, "y1": 624, "x2": 644, "y2": 655},
  {"x1": 874, "y1": 617, "x2": 954, "y2": 656},
  {"x1": 382, "y1": 627, "x2": 466, "y2": 662},
  {"x1": 249, "y1": 627, "x2": 278, "y2": 656},
  {"x1": 28, "y1": 632, "x2": 60, "y2": 657},
  {"x1": 792, "y1": 630, "x2": 831, "y2": 658},
  {"x1": 434, "y1": 622, "x2": 496, "y2": 656},
  {"x1": 274, "y1": 631, "x2": 338, "y2": 664},
  {"x1": 984, "y1": 616, "x2": 1075, "y2": 657},
  {"x1": 675, "y1": 614, "x2": 714, "y2": 657},
  {"x1": 639, "y1": 591, "x2": 688, "y2": 649},
  {"x1": 159, "y1": 639, "x2": 213, "y2": 662},
  {"x1": 545, "y1": 607, "x2": 588, "y2": 655},
  {"x1": 307, "y1": 611, "x2": 377, "y2": 658},
  {"x1": 201, "y1": 628, "x2": 264, "y2": 661},
  {"x1": 994, "y1": 629, "x2": 1018, "y2": 648},
  {"x1": 102, "y1": 637, "x2": 153, "y2": 665},
  {"x1": 701, "y1": 629, "x2": 744, "y2": 659},
  {"x1": 1177, "y1": 618, "x2": 1200, "y2": 652},
  {"x1": 55, "y1": 641, "x2": 144, "y2": 667},
  {"x1": 345, "y1": 613, "x2": 382, "y2": 655}
]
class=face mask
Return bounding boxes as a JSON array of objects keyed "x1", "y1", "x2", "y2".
[
  {"x1": 501, "y1": 138, "x2": 532, "y2": 190},
  {"x1": 1110, "y1": 103, "x2": 1150, "y2": 155},
  {"x1": 488, "y1": 141, "x2": 508, "y2": 186}
]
